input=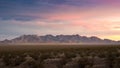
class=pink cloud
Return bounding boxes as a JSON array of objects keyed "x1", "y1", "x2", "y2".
[
  {"x1": 5, "y1": 3, "x2": 119, "y2": 40},
  {"x1": 35, "y1": 6, "x2": 120, "y2": 32}
]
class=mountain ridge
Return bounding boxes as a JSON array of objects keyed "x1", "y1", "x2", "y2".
[{"x1": 0, "y1": 34, "x2": 120, "y2": 44}]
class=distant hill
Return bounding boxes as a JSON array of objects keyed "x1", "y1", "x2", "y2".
[{"x1": 0, "y1": 34, "x2": 120, "y2": 44}]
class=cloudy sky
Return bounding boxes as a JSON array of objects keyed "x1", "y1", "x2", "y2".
[{"x1": 0, "y1": 0, "x2": 120, "y2": 41}]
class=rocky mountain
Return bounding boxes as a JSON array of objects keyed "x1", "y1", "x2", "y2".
[{"x1": 0, "y1": 34, "x2": 120, "y2": 44}]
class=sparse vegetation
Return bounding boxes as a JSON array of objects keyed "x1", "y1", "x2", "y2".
[{"x1": 0, "y1": 44, "x2": 120, "y2": 68}]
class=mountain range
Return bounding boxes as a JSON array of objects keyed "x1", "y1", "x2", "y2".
[{"x1": 0, "y1": 34, "x2": 120, "y2": 44}]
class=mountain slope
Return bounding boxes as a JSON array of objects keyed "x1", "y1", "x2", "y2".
[{"x1": 0, "y1": 34, "x2": 119, "y2": 44}]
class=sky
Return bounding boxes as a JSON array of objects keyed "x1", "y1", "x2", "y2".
[{"x1": 0, "y1": 0, "x2": 120, "y2": 41}]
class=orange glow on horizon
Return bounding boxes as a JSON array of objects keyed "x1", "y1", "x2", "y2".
[{"x1": 101, "y1": 35, "x2": 120, "y2": 41}]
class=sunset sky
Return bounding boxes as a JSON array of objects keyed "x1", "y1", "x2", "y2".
[{"x1": 0, "y1": 0, "x2": 120, "y2": 41}]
